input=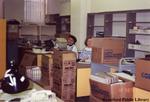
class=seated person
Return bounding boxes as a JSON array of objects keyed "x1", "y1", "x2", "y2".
[
  {"x1": 67, "y1": 35, "x2": 78, "y2": 57},
  {"x1": 79, "y1": 37, "x2": 92, "y2": 63}
]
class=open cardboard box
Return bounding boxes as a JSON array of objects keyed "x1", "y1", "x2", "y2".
[{"x1": 90, "y1": 78, "x2": 133, "y2": 102}]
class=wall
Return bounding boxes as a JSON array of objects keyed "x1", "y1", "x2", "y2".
[
  {"x1": 0, "y1": 0, "x2": 3, "y2": 18},
  {"x1": 71, "y1": 0, "x2": 91, "y2": 50},
  {"x1": 90, "y1": 0, "x2": 150, "y2": 13},
  {"x1": 4, "y1": 0, "x2": 24, "y2": 22},
  {"x1": 47, "y1": 0, "x2": 60, "y2": 14},
  {"x1": 60, "y1": 0, "x2": 70, "y2": 16}
]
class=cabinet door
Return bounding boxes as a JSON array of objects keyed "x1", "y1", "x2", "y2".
[{"x1": 0, "y1": 19, "x2": 6, "y2": 79}]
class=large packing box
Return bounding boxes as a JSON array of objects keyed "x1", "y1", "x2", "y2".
[
  {"x1": 52, "y1": 50, "x2": 76, "y2": 102},
  {"x1": 41, "y1": 54, "x2": 53, "y2": 89},
  {"x1": 135, "y1": 59, "x2": 150, "y2": 91},
  {"x1": 90, "y1": 95, "x2": 103, "y2": 102},
  {"x1": 92, "y1": 37, "x2": 125, "y2": 64},
  {"x1": 133, "y1": 87, "x2": 150, "y2": 102},
  {"x1": 90, "y1": 79, "x2": 133, "y2": 102},
  {"x1": 19, "y1": 53, "x2": 36, "y2": 75}
]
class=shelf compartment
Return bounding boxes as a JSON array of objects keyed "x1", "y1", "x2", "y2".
[
  {"x1": 128, "y1": 43, "x2": 150, "y2": 52},
  {"x1": 129, "y1": 29, "x2": 150, "y2": 35}
]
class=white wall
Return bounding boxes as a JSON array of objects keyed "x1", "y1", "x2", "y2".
[
  {"x1": 71, "y1": 0, "x2": 90, "y2": 50},
  {"x1": 4, "y1": 0, "x2": 24, "y2": 22},
  {"x1": 90, "y1": 0, "x2": 150, "y2": 13},
  {"x1": 60, "y1": 0, "x2": 70, "y2": 16},
  {"x1": 0, "y1": 0, "x2": 3, "y2": 18}
]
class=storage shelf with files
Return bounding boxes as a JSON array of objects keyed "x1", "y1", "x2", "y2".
[{"x1": 128, "y1": 43, "x2": 150, "y2": 52}]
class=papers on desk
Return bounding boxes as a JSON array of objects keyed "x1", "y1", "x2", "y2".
[
  {"x1": 0, "y1": 89, "x2": 58, "y2": 102},
  {"x1": 113, "y1": 72, "x2": 135, "y2": 82},
  {"x1": 90, "y1": 72, "x2": 119, "y2": 84},
  {"x1": 0, "y1": 89, "x2": 36, "y2": 101}
]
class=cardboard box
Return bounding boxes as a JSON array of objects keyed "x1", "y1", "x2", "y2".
[
  {"x1": 53, "y1": 69, "x2": 76, "y2": 84},
  {"x1": 20, "y1": 53, "x2": 36, "y2": 67},
  {"x1": 135, "y1": 59, "x2": 150, "y2": 91},
  {"x1": 90, "y1": 95, "x2": 103, "y2": 102},
  {"x1": 133, "y1": 87, "x2": 150, "y2": 102},
  {"x1": 40, "y1": 54, "x2": 54, "y2": 89},
  {"x1": 41, "y1": 67, "x2": 53, "y2": 89},
  {"x1": 52, "y1": 81, "x2": 75, "y2": 101},
  {"x1": 92, "y1": 37, "x2": 125, "y2": 49},
  {"x1": 90, "y1": 79, "x2": 133, "y2": 102},
  {"x1": 41, "y1": 54, "x2": 53, "y2": 69},
  {"x1": 52, "y1": 50, "x2": 76, "y2": 101},
  {"x1": 92, "y1": 37, "x2": 125, "y2": 64},
  {"x1": 53, "y1": 50, "x2": 76, "y2": 62}
]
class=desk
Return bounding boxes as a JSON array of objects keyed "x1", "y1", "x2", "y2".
[
  {"x1": 0, "y1": 81, "x2": 64, "y2": 102},
  {"x1": 76, "y1": 63, "x2": 91, "y2": 97},
  {"x1": 25, "y1": 50, "x2": 53, "y2": 67}
]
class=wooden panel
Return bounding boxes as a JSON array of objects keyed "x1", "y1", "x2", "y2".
[
  {"x1": 77, "y1": 68, "x2": 91, "y2": 97},
  {"x1": 0, "y1": 19, "x2": 6, "y2": 79}
]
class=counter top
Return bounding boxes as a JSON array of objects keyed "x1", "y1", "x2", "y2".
[{"x1": 77, "y1": 62, "x2": 91, "y2": 69}]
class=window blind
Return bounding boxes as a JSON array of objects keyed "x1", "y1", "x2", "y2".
[{"x1": 24, "y1": 0, "x2": 46, "y2": 24}]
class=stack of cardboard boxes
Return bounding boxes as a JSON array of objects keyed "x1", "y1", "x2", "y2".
[
  {"x1": 52, "y1": 50, "x2": 76, "y2": 102},
  {"x1": 90, "y1": 37, "x2": 134, "y2": 102},
  {"x1": 41, "y1": 54, "x2": 53, "y2": 89}
]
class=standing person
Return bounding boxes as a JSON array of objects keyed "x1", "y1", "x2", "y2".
[
  {"x1": 79, "y1": 37, "x2": 92, "y2": 63},
  {"x1": 67, "y1": 35, "x2": 78, "y2": 57}
]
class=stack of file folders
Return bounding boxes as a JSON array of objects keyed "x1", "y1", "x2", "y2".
[{"x1": 90, "y1": 72, "x2": 119, "y2": 84}]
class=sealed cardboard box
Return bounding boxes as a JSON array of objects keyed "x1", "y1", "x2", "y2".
[
  {"x1": 90, "y1": 79, "x2": 133, "y2": 102},
  {"x1": 92, "y1": 37, "x2": 125, "y2": 64},
  {"x1": 90, "y1": 95, "x2": 103, "y2": 102},
  {"x1": 53, "y1": 50, "x2": 76, "y2": 62},
  {"x1": 135, "y1": 59, "x2": 150, "y2": 91},
  {"x1": 52, "y1": 50, "x2": 76, "y2": 102},
  {"x1": 92, "y1": 37, "x2": 125, "y2": 49},
  {"x1": 41, "y1": 54, "x2": 53, "y2": 89},
  {"x1": 133, "y1": 87, "x2": 150, "y2": 102},
  {"x1": 52, "y1": 81, "x2": 75, "y2": 101},
  {"x1": 53, "y1": 68, "x2": 76, "y2": 84},
  {"x1": 41, "y1": 54, "x2": 53, "y2": 69}
]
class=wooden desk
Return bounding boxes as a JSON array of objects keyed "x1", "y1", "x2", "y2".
[{"x1": 76, "y1": 63, "x2": 91, "y2": 97}]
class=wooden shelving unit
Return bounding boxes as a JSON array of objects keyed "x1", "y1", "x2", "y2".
[{"x1": 126, "y1": 11, "x2": 150, "y2": 57}]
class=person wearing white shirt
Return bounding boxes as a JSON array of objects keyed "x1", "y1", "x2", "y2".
[
  {"x1": 67, "y1": 35, "x2": 78, "y2": 57},
  {"x1": 79, "y1": 37, "x2": 92, "y2": 63}
]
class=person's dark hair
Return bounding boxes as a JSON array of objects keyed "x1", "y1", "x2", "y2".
[
  {"x1": 84, "y1": 36, "x2": 92, "y2": 46},
  {"x1": 68, "y1": 35, "x2": 77, "y2": 44}
]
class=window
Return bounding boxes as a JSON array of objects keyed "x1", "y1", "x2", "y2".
[{"x1": 24, "y1": 0, "x2": 47, "y2": 24}]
